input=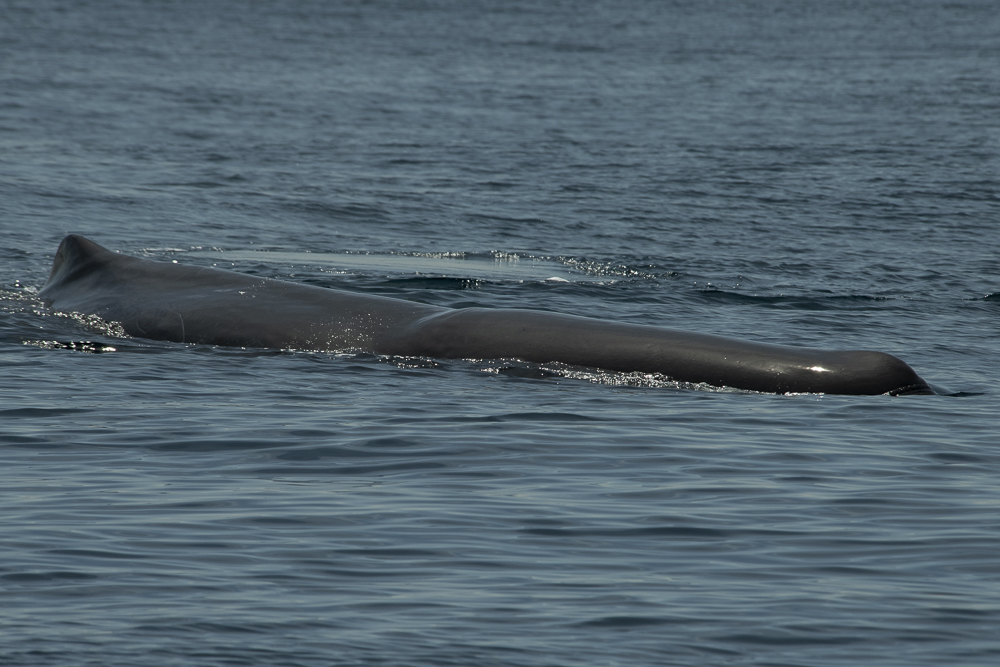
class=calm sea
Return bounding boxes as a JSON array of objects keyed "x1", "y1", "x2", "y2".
[{"x1": 2, "y1": 1, "x2": 999, "y2": 665}]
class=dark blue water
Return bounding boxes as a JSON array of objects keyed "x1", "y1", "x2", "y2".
[{"x1": 2, "y1": 1, "x2": 999, "y2": 665}]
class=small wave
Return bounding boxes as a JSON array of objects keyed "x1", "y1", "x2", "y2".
[
  {"x1": 148, "y1": 439, "x2": 287, "y2": 453},
  {"x1": 0, "y1": 288, "x2": 40, "y2": 304},
  {"x1": 247, "y1": 461, "x2": 446, "y2": 476},
  {"x1": 575, "y1": 616, "x2": 678, "y2": 628},
  {"x1": 696, "y1": 289, "x2": 893, "y2": 310},
  {"x1": 560, "y1": 257, "x2": 677, "y2": 280},
  {"x1": 475, "y1": 360, "x2": 754, "y2": 392},
  {"x1": 375, "y1": 276, "x2": 485, "y2": 290},
  {"x1": 451, "y1": 412, "x2": 609, "y2": 423},
  {"x1": 280, "y1": 199, "x2": 393, "y2": 222},
  {"x1": 23, "y1": 340, "x2": 118, "y2": 353},
  {"x1": 44, "y1": 311, "x2": 129, "y2": 338},
  {"x1": 0, "y1": 407, "x2": 92, "y2": 418},
  {"x1": 148, "y1": 181, "x2": 228, "y2": 189},
  {"x1": 1, "y1": 571, "x2": 98, "y2": 583}
]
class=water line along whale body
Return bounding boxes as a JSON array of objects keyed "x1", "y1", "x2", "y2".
[{"x1": 38, "y1": 235, "x2": 932, "y2": 395}]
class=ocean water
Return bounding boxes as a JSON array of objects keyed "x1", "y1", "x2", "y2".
[{"x1": 1, "y1": 1, "x2": 999, "y2": 665}]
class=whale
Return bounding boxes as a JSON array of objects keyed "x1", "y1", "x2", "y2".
[{"x1": 38, "y1": 235, "x2": 932, "y2": 395}]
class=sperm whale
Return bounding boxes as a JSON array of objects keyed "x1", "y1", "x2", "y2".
[{"x1": 38, "y1": 235, "x2": 932, "y2": 395}]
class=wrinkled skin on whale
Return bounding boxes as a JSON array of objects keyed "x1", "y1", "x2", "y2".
[{"x1": 38, "y1": 235, "x2": 932, "y2": 395}]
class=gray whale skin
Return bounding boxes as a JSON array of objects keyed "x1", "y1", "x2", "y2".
[{"x1": 39, "y1": 235, "x2": 932, "y2": 396}]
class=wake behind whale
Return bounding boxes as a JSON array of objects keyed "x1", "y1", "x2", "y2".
[{"x1": 38, "y1": 235, "x2": 932, "y2": 395}]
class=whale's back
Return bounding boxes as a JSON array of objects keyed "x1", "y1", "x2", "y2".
[{"x1": 36, "y1": 235, "x2": 933, "y2": 396}]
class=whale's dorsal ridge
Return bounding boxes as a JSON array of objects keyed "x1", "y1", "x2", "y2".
[{"x1": 43, "y1": 234, "x2": 115, "y2": 293}]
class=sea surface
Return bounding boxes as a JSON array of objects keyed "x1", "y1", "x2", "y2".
[{"x1": 1, "y1": 1, "x2": 999, "y2": 665}]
